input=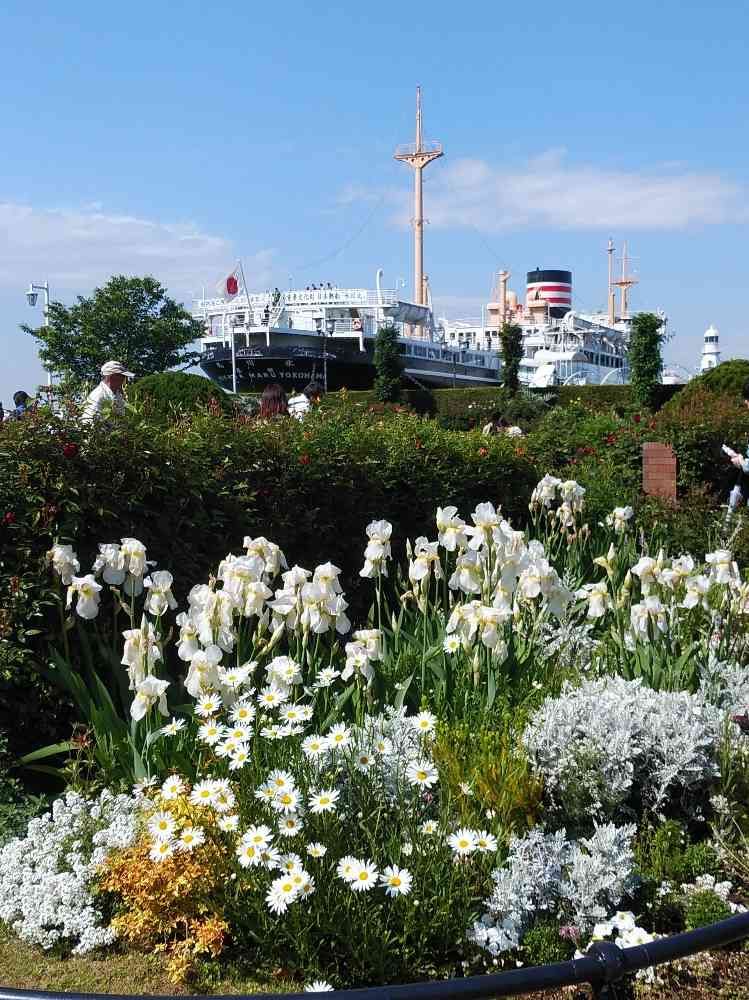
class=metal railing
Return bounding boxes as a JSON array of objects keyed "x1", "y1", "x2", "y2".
[{"x1": 1, "y1": 912, "x2": 747, "y2": 1000}]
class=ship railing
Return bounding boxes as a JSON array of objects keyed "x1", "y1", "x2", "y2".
[
  {"x1": 394, "y1": 139, "x2": 443, "y2": 157},
  {"x1": 193, "y1": 289, "x2": 399, "y2": 312}
]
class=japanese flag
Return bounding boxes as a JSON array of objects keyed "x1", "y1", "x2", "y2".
[{"x1": 217, "y1": 266, "x2": 240, "y2": 300}]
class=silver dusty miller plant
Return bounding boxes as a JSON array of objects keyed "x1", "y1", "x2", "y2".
[
  {"x1": 470, "y1": 822, "x2": 637, "y2": 955},
  {"x1": 522, "y1": 676, "x2": 728, "y2": 825},
  {"x1": 0, "y1": 789, "x2": 138, "y2": 953}
]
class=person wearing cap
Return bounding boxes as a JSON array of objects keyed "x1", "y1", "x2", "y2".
[{"x1": 81, "y1": 361, "x2": 134, "y2": 424}]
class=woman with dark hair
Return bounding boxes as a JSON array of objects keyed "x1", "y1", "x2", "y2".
[{"x1": 258, "y1": 383, "x2": 288, "y2": 419}]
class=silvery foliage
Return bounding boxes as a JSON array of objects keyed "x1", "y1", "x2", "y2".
[
  {"x1": 470, "y1": 823, "x2": 636, "y2": 955},
  {"x1": 539, "y1": 614, "x2": 598, "y2": 674},
  {"x1": 522, "y1": 676, "x2": 726, "y2": 825},
  {"x1": 0, "y1": 789, "x2": 138, "y2": 953},
  {"x1": 350, "y1": 706, "x2": 426, "y2": 799},
  {"x1": 698, "y1": 652, "x2": 749, "y2": 716}
]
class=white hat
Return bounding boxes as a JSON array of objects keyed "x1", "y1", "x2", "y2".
[{"x1": 101, "y1": 361, "x2": 135, "y2": 378}]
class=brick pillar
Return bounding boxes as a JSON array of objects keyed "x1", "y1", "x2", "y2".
[{"x1": 642, "y1": 442, "x2": 677, "y2": 500}]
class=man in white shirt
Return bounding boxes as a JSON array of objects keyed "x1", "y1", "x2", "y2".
[
  {"x1": 81, "y1": 361, "x2": 134, "y2": 423},
  {"x1": 288, "y1": 388, "x2": 311, "y2": 420}
]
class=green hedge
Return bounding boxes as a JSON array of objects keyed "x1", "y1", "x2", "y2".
[
  {"x1": 0, "y1": 406, "x2": 538, "y2": 751},
  {"x1": 129, "y1": 371, "x2": 233, "y2": 420},
  {"x1": 660, "y1": 359, "x2": 749, "y2": 416}
]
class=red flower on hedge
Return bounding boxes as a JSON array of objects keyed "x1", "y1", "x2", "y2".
[
  {"x1": 3, "y1": 511, "x2": 15, "y2": 526},
  {"x1": 633, "y1": 413, "x2": 641, "y2": 424},
  {"x1": 299, "y1": 453, "x2": 311, "y2": 465},
  {"x1": 415, "y1": 439, "x2": 423, "y2": 450},
  {"x1": 605, "y1": 434, "x2": 617, "y2": 445},
  {"x1": 62, "y1": 442, "x2": 79, "y2": 459},
  {"x1": 478, "y1": 447, "x2": 488, "y2": 457}
]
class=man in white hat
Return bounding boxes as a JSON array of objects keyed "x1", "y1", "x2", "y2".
[{"x1": 81, "y1": 361, "x2": 134, "y2": 424}]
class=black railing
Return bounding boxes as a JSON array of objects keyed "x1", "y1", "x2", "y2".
[{"x1": 1, "y1": 912, "x2": 748, "y2": 1000}]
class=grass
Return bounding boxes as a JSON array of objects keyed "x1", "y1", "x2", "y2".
[{"x1": 2, "y1": 925, "x2": 748, "y2": 998}]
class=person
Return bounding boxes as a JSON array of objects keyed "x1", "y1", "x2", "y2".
[
  {"x1": 81, "y1": 361, "x2": 133, "y2": 424},
  {"x1": 725, "y1": 379, "x2": 749, "y2": 519},
  {"x1": 482, "y1": 412, "x2": 509, "y2": 436},
  {"x1": 303, "y1": 380, "x2": 324, "y2": 406},
  {"x1": 258, "y1": 383, "x2": 288, "y2": 420},
  {"x1": 9, "y1": 390, "x2": 33, "y2": 420},
  {"x1": 288, "y1": 386, "x2": 311, "y2": 420}
]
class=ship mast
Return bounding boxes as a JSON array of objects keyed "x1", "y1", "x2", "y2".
[
  {"x1": 607, "y1": 239, "x2": 616, "y2": 326},
  {"x1": 611, "y1": 241, "x2": 638, "y2": 320},
  {"x1": 394, "y1": 88, "x2": 444, "y2": 314}
]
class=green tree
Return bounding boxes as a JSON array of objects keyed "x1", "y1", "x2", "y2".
[
  {"x1": 21, "y1": 275, "x2": 203, "y2": 384},
  {"x1": 500, "y1": 322, "x2": 524, "y2": 394},
  {"x1": 628, "y1": 312, "x2": 667, "y2": 410},
  {"x1": 373, "y1": 324, "x2": 402, "y2": 402}
]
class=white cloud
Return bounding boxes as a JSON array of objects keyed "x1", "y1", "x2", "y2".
[
  {"x1": 347, "y1": 150, "x2": 746, "y2": 232},
  {"x1": 0, "y1": 201, "x2": 275, "y2": 299}
]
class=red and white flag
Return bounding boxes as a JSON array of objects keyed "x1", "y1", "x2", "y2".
[{"x1": 216, "y1": 265, "x2": 241, "y2": 300}]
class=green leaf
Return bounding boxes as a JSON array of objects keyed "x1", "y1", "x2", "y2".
[{"x1": 19, "y1": 741, "x2": 74, "y2": 764}]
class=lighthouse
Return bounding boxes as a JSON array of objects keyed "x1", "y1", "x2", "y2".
[{"x1": 700, "y1": 324, "x2": 721, "y2": 372}]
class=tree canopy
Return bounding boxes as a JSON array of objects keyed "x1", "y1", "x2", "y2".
[
  {"x1": 373, "y1": 325, "x2": 402, "y2": 402},
  {"x1": 628, "y1": 312, "x2": 667, "y2": 410},
  {"x1": 500, "y1": 322, "x2": 524, "y2": 395},
  {"x1": 22, "y1": 275, "x2": 203, "y2": 384}
]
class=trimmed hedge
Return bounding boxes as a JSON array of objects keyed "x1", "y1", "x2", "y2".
[
  {"x1": 660, "y1": 359, "x2": 749, "y2": 417},
  {"x1": 129, "y1": 371, "x2": 233, "y2": 419}
]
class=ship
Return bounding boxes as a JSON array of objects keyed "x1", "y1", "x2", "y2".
[{"x1": 194, "y1": 92, "x2": 663, "y2": 393}]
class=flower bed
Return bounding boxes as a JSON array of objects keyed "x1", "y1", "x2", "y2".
[{"x1": 1, "y1": 473, "x2": 748, "y2": 991}]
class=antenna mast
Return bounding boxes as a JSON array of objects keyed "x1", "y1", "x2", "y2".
[
  {"x1": 611, "y1": 241, "x2": 639, "y2": 320},
  {"x1": 607, "y1": 239, "x2": 616, "y2": 326},
  {"x1": 394, "y1": 88, "x2": 444, "y2": 312}
]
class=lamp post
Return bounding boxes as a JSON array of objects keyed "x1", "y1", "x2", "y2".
[{"x1": 26, "y1": 281, "x2": 51, "y2": 387}]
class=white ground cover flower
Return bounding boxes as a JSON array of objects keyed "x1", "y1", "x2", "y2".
[
  {"x1": 0, "y1": 790, "x2": 138, "y2": 953},
  {"x1": 523, "y1": 676, "x2": 729, "y2": 823}
]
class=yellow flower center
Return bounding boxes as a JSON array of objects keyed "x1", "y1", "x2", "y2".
[
  {"x1": 391, "y1": 877, "x2": 401, "y2": 887},
  {"x1": 358, "y1": 871, "x2": 369, "y2": 881}
]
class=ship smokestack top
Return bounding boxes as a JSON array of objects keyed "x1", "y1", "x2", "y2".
[{"x1": 526, "y1": 268, "x2": 572, "y2": 319}]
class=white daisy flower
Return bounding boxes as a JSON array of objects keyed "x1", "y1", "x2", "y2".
[
  {"x1": 302, "y1": 734, "x2": 329, "y2": 759},
  {"x1": 278, "y1": 813, "x2": 304, "y2": 837},
  {"x1": 228, "y1": 744, "x2": 252, "y2": 770},
  {"x1": 405, "y1": 760, "x2": 439, "y2": 789},
  {"x1": 266, "y1": 875, "x2": 299, "y2": 914},
  {"x1": 178, "y1": 826, "x2": 206, "y2": 851},
  {"x1": 227, "y1": 724, "x2": 252, "y2": 742},
  {"x1": 336, "y1": 855, "x2": 358, "y2": 881},
  {"x1": 198, "y1": 721, "x2": 224, "y2": 745},
  {"x1": 421, "y1": 820, "x2": 439, "y2": 835},
  {"x1": 160, "y1": 718, "x2": 186, "y2": 736},
  {"x1": 148, "y1": 810, "x2": 177, "y2": 841},
  {"x1": 237, "y1": 842, "x2": 262, "y2": 868},
  {"x1": 272, "y1": 788, "x2": 301, "y2": 814},
  {"x1": 278, "y1": 852, "x2": 303, "y2": 873},
  {"x1": 447, "y1": 828, "x2": 477, "y2": 856},
  {"x1": 326, "y1": 723, "x2": 351, "y2": 750},
  {"x1": 380, "y1": 865, "x2": 412, "y2": 897},
  {"x1": 149, "y1": 838, "x2": 176, "y2": 862},
  {"x1": 190, "y1": 780, "x2": 217, "y2": 807},
  {"x1": 195, "y1": 693, "x2": 222, "y2": 717},
  {"x1": 306, "y1": 842, "x2": 327, "y2": 859},
  {"x1": 355, "y1": 751, "x2": 374, "y2": 772},
  {"x1": 475, "y1": 830, "x2": 498, "y2": 853},
  {"x1": 411, "y1": 711, "x2": 437, "y2": 734},
  {"x1": 313, "y1": 668, "x2": 340, "y2": 689},
  {"x1": 260, "y1": 845, "x2": 282, "y2": 869},
  {"x1": 257, "y1": 684, "x2": 288, "y2": 708},
  {"x1": 242, "y1": 824, "x2": 273, "y2": 848},
  {"x1": 308, "y1": 788, "x2": 340, "y2": 814},
  {"x1": 160, "y1": 775, "x2": 185, "y2": 801},
  {"x1": 349, "y1": 859, "x2": 379, "y2": 892},
  {"x1": 230, "y1": 700, "x2": 256, "y2": 724},
  {"x1": 305, "y1": 981, "x2": 334, "y2": 992},
  {"x1": 218, "y1": 814, "x2": 239, "y2": 832}
]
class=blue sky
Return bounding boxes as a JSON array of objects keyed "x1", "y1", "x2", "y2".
[{"x1": 2, "y1": 0, "x2": 748, "y2": 401}]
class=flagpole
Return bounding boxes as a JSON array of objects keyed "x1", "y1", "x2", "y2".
[{"x1": 230, "y1": 258, "x2": 242, "y2": 394}]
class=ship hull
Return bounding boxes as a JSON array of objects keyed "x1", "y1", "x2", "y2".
[{"x1": 200, "y1": 345, "x2": 499, "y2": 392}]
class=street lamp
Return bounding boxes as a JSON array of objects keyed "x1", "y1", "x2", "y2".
[{"x1": 26, "y1": 281, "x2": 51, "y2": 386}]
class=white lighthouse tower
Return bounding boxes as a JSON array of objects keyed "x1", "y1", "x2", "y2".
[{"x1": 700, "y1": 324, "x2": 721, "y2": 372}]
